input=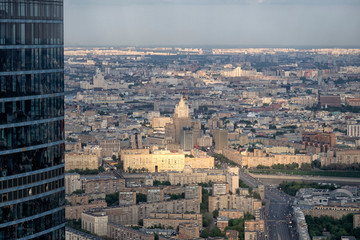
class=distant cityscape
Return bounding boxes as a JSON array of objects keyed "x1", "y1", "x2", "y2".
[
  {"x1": 2, "y1": 1, "x2": 360, "y2": 240},
  {"x1": 62, "y1": 46, "x2": 360, "y2": 240}
]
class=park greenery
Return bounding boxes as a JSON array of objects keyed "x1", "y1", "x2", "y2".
[
  {"x1": 153, "y1": 180, "x2": 171, "y2": 186},
  {"x1": 200, "y1": 187, "x2": 212, "y2": 213},
  {"x1": 213, "y1": 153, "x2": 237, "y2": 167},
  {"x1": 136, "y1": 193, "x2": 147, "y2": 203},
  {"x1": 278, "y1": 181, "x2": 336, "y2": 196},
  {"x1": 105, "y1": 192, "x2": 119, "y2": 206},
  {"x1": 306, "y1": 214, "x2": 360, "y2": 240},
  {"x1": 250, "y1": 159, "x2": 360, "y2": 178},
  {"x1": 224, "y1": 214, "x2": 255, "y2": 240},
  {"x1": 168, "y1": 193, "x2": 185, "y2": 200}
]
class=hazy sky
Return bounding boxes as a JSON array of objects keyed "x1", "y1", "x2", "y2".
[{"x1": 64, "y1": 0, "x2": 360, "y2": 47}]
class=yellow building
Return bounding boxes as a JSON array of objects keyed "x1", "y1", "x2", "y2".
[
  {"x1": 65, "y1": 153, "x2": 99, "y2": 171},
  {"x1": 321, "y1": 150, "x2": 360, "y2": 166},
  {"x1": 123, "y1": 149, "x2": 185, "y2": 172},
  {"x1": 208, "y1": 194, "x2": 262, "y2": 215},
  {"x1": 224, "y1": 149, "x2": 312, "y2": 168},
  {"x1": 302, "y1": 205, "x2": 360, "y2": 220},
  {"x1": 123, "y1": 149, "x2": 214, "y2": 173},
  {"x1": 152, "y1": 117, "x2": 173, "y2": 130}
]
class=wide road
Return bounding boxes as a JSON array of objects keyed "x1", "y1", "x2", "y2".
[
  {"x1": 250, "y1": 173, "x2": 360, "y2": 186},
  {"x1": 239, "y1": 170, "x2": 296, "y2": 240}
]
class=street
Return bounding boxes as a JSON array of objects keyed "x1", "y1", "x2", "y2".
[{"x1": 239, "y1": 170, "x2": 296, "y2": 240}]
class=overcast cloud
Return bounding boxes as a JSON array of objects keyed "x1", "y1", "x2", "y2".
[{"x1": 64, "y1": 0, "x2": 360, "y2": 47}]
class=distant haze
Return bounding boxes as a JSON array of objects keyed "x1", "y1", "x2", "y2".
[{"x1": 65, "y1": 0, "x2": 360, "y2": 48}]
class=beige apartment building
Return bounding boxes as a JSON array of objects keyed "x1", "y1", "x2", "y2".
[
  {"x1": 99, "y1": 139, "x2": 121, "y2": 157},
  {"x1": 123, "y1": 149, "x2": 214, "y2": 173},
  {"x1": 151, "y1": 166, "x2": 227, "y2": 186},
  {"x1": 302, "y1": 205, "x2": 360, "y2": 220},
  {"x1": 178, "y1": 223, "x2": 200, "y2": 240},
  {"x1": 65, "y1": 153, "x2": 98, "y2": 171},
  {"x1": 143, "y1": 213, "x2": 202, "y2": 229},
  {"x1": 65, "y1": 200, "x2": 107, "y2": 220},
  {"x1": 107, "y1": 223, "x2": 154, "y2": 240},
  {"x1": 104, "y1": 198, "x2": 200, "y2": 226},
  {"x1": 152, "y1": 117, "x2": 173, "y2": 130},
  {"x1": 219, "y1": 209, "x2": 245, "y2": 219},
  {"x1": 65, "y1": 173, "x2": 82, "y2": 194},
  {"x1": 321, "y1": 150, "x2": 360, "y2": 166},
  {"x1": 83, "y1": 176, "x2": 125, "y2": 194},
  {"x1": 208, "y1": 194, "x2": 262, "y2": 214},
  {"x1": 81, "y1": 211, "x2": 108, "y2": 237},
  {"x1": 223, "y1": 148, "x2": 311, "y2": 168}
]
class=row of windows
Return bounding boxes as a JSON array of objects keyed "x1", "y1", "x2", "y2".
[
  {"x1": 0, "y1": 48, "x2": 63, "y2": 72},
  {"x1": 0, "y1": 72, "x2": 64, "y2": 98},
  {"x1": 0, "y1": 144, "x2": 64, "y2": 177},
  {"x1": 0, "y1": 189, "x2": 64, "y2": 226},
  {"x1": 32, "y1": 228, "x2": 65, "y2": 240},
  {"x1": 0, "y1": 120, "x2": 64, "y2": 150},
  {"x1": 0, "y1": 23, "x2": 63, "y2": 45},
  {"x1": 0, "y1": 178, "x2": 63, "y2": 204},
  {"x1": 0, "y1": 96, "x2": 64, "y2": 124},
  {"x1": 0, "y1": 208, "x2": 64, "y2": 239},
  {"x1": 0, "y1": 1, "x2": 63, "y2": 20},
  {"x1": 0, "y1": 167, "x2": 64, "y2": 191}
]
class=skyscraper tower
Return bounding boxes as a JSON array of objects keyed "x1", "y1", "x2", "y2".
[
  {"x1": 0, "y1": 1, "x2": 65, "y2": 239},
  {"x1": 173, "y1": 96, "x2": 191, "y2": 144}
]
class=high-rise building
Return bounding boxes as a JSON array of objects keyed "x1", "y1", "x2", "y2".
[
  {"x1": 0, "y1": 1, "x2": 65, "y2": 239},
  {"x1": 180, "y1": 127, "x2": 193, "y2": 152},
  {"x1": 173, "y1": 96, "x2": 191, "y2": 144},
  {"x1": 214, "y1": 129, "x2": 228, "y2": 153}
]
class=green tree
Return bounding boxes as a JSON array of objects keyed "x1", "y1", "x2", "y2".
[
  {"x1": 300, "y1": 163, "x2": 312, "y2": 170},
  {"x1": 202, "y1": 212, "x2": 213, "y2": 227},
  {"x1": 212, "y1": 209, "x2": 219, "y2": 218},
  {"x1": 311, "y1": 160, "x2": 321, "y2": 169},
  {"x1": 136, "y1": 193, "x2": 147, "y2": 203},
  {"x1": 105, "y1": 192, "x2": 119, "y2": 206},
  {"x1": 200, "y1": 229, "x2": 209, "y2": 238},
  {"x1": 209, "y1": 226, "x2": 225, "y2": 237}
]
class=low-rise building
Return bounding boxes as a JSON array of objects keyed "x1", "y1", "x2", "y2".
[
  {"x1": 65, "y1": 200, "x2": 107, "y2": 220},
  {"x1": 81, "y1": 211, "x2": 108, "y2": 237},
  {"x1": 65, "y1": 173, "x2": 82, "y2": 195},
  {"x1": 178, "y1": 223, "x2": 200, "y2": 240},
  {"x1": 217, "y1": 216, "x2": 229, "y2": 232},
  {"x1": 219, "y1": 209, "x2": 245, "y2": 219},
  {"x1": 226, "y1": 230, "x2": 239, "y2": 240},
  {"x1": 65, "y1": 226, "x2": 104, "y2": 240},
  {"x1": 143, "y1": 213, "x2": 202, "y2": 229},
  {"x1": 301, "y1": 205, "x2": 360, "y2": 220},
  {"x1": 209, "y1": 194, "x2": 262, "y2": 215},
  {"x1": 105, "y1": 198, "x2": 201, "y2": 226},
  {"x1": 107, "y1": 223, "x2": 154, "y2": 240},
  {"x1": 82, "y1": 175, "x2": 125, "y2": 194},
  {"x1": 65, "y1": 153, "x2": 99, "y2": 171}
]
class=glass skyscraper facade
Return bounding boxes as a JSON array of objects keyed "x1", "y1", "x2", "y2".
[{"x1": 0, "y1": 1, "x2": 65, "y2": 239}]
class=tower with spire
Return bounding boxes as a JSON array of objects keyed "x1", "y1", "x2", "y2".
[{"x1": 173, "y1": 96, "x2": 192, "y2": 144}]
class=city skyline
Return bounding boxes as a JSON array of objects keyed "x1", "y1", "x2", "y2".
[{"x1": 65, "y1": 0, "x2": 360, "y2": 47}]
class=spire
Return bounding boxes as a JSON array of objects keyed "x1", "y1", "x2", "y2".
[{"x1": 174, "y1": 96, "x2": 190, "y2": 118}]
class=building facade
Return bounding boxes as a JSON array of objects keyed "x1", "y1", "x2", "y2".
[
  {"x1": 107, "y1": 223, "x2": 154, "y2": 240},
  {"x1": 65, "y1": 153, "x2": 98, "y2": 171},
  {"x1": 347, "y1": 125, "x2": 360, "y2": 137},
  {"x1": 0, "y1": 1, "x2": 65, "y2": 239}
]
